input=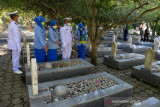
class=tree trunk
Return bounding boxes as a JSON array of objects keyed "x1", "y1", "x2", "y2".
[
  {"x1": 115, "y1": 26, "x2": 119, "y2": 41},
  {"x1": 91, "y1": 43, "x2": 98, "y2": 65}
]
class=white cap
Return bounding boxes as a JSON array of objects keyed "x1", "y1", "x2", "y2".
[
  {"x1": 64, "y1": 18, "x2": 72, "y2": 20},
  {"x1": 8, "y1": 10, "x2": 18, "y2": 16}
]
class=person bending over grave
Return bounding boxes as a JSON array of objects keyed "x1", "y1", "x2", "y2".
[
  {"x1": 75, "y1": 23, "x2": 88, "y2": 60},
  {"x1": 7, "y1": 11, "x2": 23, "y2": 74},
  {"x1": 34, "y1": 16, "x2": 47, "y2": 62},
  {"x1": 60, "y1": 18, "x2": 73, "y2": 60},
  {"x1": 47, "y1": 20, "x2": 60, "y2": 61}
]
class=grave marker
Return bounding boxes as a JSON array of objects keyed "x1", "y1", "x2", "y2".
[
  {"x1": 128, "y1": 36, "x2": 132, "y2": 47},
  {"x1": 154, "y1": 38, "x2": 160, "y2": 52},
  {"x1": 144, "y1": 48, "x2": 155, "y2": 70},
  {"x1": 26, "y1": 43, "x2": 30, "y2": 67},
  {"x1": 111, "y1": 42, "x2": 117, "y2": 57},
  {"x1": 31, "y1": 58, "x2": 38, "y2": 95}
]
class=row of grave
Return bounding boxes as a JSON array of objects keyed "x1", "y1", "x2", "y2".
[{"x1": 21, "y1": 36, "x2": 160, "y2": 107}]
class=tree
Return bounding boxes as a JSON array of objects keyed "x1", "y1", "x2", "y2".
[
  {"x1": 141, "y1": 10, "x2": 160, "y2": 39},
  {"x1": 64, "y1": 0, "x2": 160, "y2": 65},
  {"x1": 1, "y1": 0, "x2": 160, "y2": 65}
]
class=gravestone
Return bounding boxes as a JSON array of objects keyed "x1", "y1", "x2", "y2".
[
  {"x1": 25, "y1": 58, "x2": 94, "y2": 85},
  {"x1": 128, "y1": 36, "x2": 132, "y2": 47},
  {"x1": 112, "y1": 35, "x2": 115, "y2": 43},
  {"x1": 123, "y1": 45, "x2": 150, "y2": 53},
  {"x1": 131, "y1": 49, "x2": 160, "y2": 88},
  {"x1": 28, "y1": 72, "x2": 133, "y2": 107},
  {"x1": 137, "y1": 36, "x2": 141, "y2": 43},
  {"x1": 103, "y1": 53, "x2": 145, "y2": 69},
  {"x1": 144, "y1": 48, "x2": 155, "y2": 70},
  {"x1": 154, "y1": 37, "x2": 160, "y2": 52},
  {"x1": 111, "y1": 42, "x2": 117, "y2": 57},
  {"x1": 108, "y1": 42, "x2": 129, "y2": 49},
  {"x1": 26, "y1": 43, "x2": 30, "y2": 67},
  {"x1": 134, "y1": 42, "x2": 154, "y2": 48},
  {"x1": 85, "y1": 47, "x2": 122, "y2": 57},
  {"x1": 23, "y1": 35, "x2": 27, "y2": 48},
  {"x1": 31, "y1": 58, "x2": 38, "y2": 95}
]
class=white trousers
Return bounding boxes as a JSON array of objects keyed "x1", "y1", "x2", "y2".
[
  {"x1": 62, "y1": 44, "x2": 72, "y2": 60},
  {"x1": 12, "y1": 50, "x2": 20, "y2": 71}
]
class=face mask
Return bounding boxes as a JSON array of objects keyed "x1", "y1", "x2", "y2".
[
  {"x1": 41, "y1": 22, "x2": 45, "y2": 26},
  {"x1": 67, "y1": 23, "x2": 71, "y2": 26},
  {"x1": 53, "y1": 26, "x2": 57, "y2": 29}
]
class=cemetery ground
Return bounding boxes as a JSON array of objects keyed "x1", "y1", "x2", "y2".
[{"x1": 0, "y1": 39, "x2": 160, "y2": 107}]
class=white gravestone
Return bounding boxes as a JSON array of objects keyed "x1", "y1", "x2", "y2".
[
  {"x1": 154, "y1": 38, "x2": 160, "y2": 52},
  {"x1": 112, "y1": 35, "x2": 115, "y2": 43},
  {"x1": 138, "y1": 36, "x2": 141, "y2": 43},
  {"x1": 144, "y1": 48, "x2": 155, "y2": 70},
  {"x1": 111, "y1": 42, "x2": 117, "y2": 57},
  {"x1": 31, "y1": 58, "x2": 38, "y2": 95},
  {"x1": 128, "y1": 36, "x2": 132, "y2": 47},
  {"x1": 26, "y1": 43, "x2": 30, "y2": 67}
]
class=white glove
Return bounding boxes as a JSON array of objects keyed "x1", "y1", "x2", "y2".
[{"x1": 18, "y1": 49, "x2": 21, "y2": 53}]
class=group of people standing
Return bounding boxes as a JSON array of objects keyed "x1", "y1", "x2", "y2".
[
  {"x1": 139, "y1": 22, "x2": 150, "y2": 42},
  {"x1": 7, "y1": 10, "x2": 88, "y2": 74},
  {"x1": 123, "y1": 22, "x2": 150, "y2": 42},
  {"x1": 34, "y1": 16, "x2": 88, "y2": 63}
]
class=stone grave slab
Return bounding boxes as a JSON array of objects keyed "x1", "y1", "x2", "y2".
[
  {"x1": 132, "y1": 97, "x2": 160, "y2": 107},
  {"x1": 103, "y1": 53, "x2": 145, "y2": 69},
  {"x1": 123, "y1": 45, "x2": 150, "y2": 53},
  {"x1": 131, "y1": 61, "x2": 160, "y2": 88},
  {"x1": 25, "y1": 58, "x2": 94, "y2": 85},
  {"x1": 108, "y1": 42, "x2": 129, "y2": 49},
  {"x1": 134, "y1": 42, "x2": 154, "y2": 48},
  {"x1": 85, "y1": 47, "x2": 122, "y2": 57},
  {"x1": 28, "y1": 72, "x2": 133, "y2": 107}
]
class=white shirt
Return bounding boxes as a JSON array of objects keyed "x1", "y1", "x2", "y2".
[
  {"x1": 60, "y1": 24, "x2": 73, "y2": 47},
  {"x1": 7, "y1": 21, "x2": 21, "y2": 50}
]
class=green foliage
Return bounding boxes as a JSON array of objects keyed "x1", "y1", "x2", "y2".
[
  {"x1": 156, "y1": 22, "x2": 160, "y2": 36},
  {"x1": 128, "y1": 23, "x2": 134, "y2": 29}
]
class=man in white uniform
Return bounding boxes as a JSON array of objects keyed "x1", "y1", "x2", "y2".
[
  {"x1": 60, "y1": 18, "x2": 73, "y2": 60},
  {"x1": 7, "y1": 11, "x2": 23, "y2": 74}
]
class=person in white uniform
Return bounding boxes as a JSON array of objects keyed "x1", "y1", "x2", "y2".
[
  {"x1": 7, "y1": 11, "x2": 23, "y2": 74},
  {"x1": 60, "y1": 18, "x2": 73, "y2": 60}
]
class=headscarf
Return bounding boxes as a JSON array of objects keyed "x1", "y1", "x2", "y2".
[
  {"x1": 78, "y1": 23, "x2": 84, "y2": 36},
  {"x1": 50, "y1": 20, "x2": 56, "y2": 32},
  {"x1": 34, "y1": 16, "x2": 45, "y2": 32}
]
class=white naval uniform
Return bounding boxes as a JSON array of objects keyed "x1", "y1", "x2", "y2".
[
  {"x1": 60, "y1": 24, "x2": 73, "y2": 60},
  {"x1": 7, "y1": 21, "x2": 21, "y2": 71}
]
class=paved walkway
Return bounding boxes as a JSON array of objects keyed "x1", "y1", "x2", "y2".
[{"x1": 0, "y1": 55, "x2": 29, "y2": 107}]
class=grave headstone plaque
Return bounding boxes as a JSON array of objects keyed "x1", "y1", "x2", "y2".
[
  {"x1": 128, "y1": 36, "x2": 132, "y2": 47},
  {"x1": 31, "y1": 58, "x2": 38, "y2": 95},
  {"x1": 112, "y1": 35, "x2": 115, "y2": 43},
  {"x1": 111, "y1": 42, "x2": 117, "y2": 57},
  {"x1": 144, "y1": 48, "x2": 155, "y2": 70},
  {"x1": 138, "y1": 36, "x2": 141, "y2": 43},
  {"x1": 26, "y1": 43, "x2": 30, "y2": 67},
  {"x1": 154, "y1": 38, "x2": 160, "y2": 52}
]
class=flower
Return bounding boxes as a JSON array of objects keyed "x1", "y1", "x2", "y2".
[{"x1": 96, "y1": 80, "x2": 100, "y2": 83}]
